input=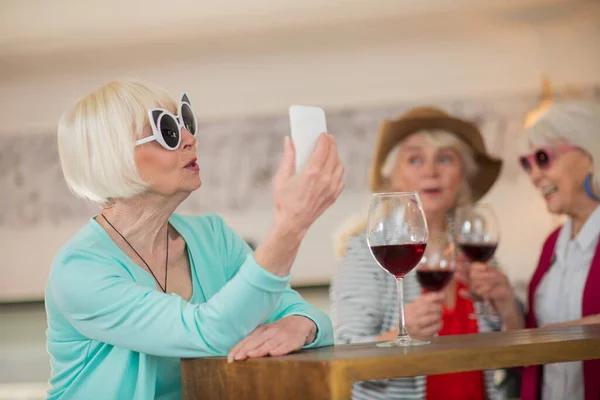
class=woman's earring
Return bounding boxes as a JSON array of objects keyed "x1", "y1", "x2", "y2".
[{"x1": 584, "y1": 174, "x2": 600, "y2": 201}]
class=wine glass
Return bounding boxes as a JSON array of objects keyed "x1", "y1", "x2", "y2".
[
  {"x1": 454, "y1": 203, "x2": 500, "y2": 317},
  {"x1": 416, "y1": 232, "x2": 456, "y2": 293},
  {"x1": 366, "y1": 192, "x2": 428, "y2": 347}
]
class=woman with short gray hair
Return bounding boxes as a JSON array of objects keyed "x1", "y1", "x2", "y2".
[
  {"x1": 470, "y1": 101, "x2": 600, "y2": 400},
  {"x1": 45, "y1": 80, "x2": 343, "y2": 399}
]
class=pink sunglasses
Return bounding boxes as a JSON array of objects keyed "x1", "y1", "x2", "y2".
[{"x1": 518, "y1": 144, "x2": 580, "y2": 173}]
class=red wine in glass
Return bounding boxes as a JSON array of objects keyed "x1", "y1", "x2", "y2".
[
  {"x1": 416, "y1": 268, "x2": 454, "y2": 292},
  {"x1": 366, "y1": 192, "x2": 428, "y2": 347},
  {"x1": 370, "y1": 243, "x2": 426, "y2": 278},
  {"x1": 459, "y1": 242, "x2": 497, "y2": 263},
  {"x1": 455, "y1": 203, "x2": 500, "y2": 318}
]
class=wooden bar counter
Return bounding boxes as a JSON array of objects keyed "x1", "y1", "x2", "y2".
[{"x1": 181, "y1": 324, "x2": 600, "y2": 400}]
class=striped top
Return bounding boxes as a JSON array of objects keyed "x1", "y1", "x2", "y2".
[{"x1": 330, "y1": 233, "x2": 502, "y2": 400}]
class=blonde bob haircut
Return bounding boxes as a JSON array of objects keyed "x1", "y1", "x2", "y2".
[
  {"x1": 517, "y1": 100, "x2": 600, "y2": 194},
  {"x1": 57, "y1": 80, "x2": 177, "y2": 205}
]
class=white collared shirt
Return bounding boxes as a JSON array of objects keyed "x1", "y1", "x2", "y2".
[{"x1": 535, "y1": 205, "x2": 600, "y2": 400}]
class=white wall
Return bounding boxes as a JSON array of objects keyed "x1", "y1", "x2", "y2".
[
  {"x1": 1, "y1": 1, "x2": 599, "y2": 134},
  {"x1": 1, "y1": 2, "x2": 599, "y2": 302}
]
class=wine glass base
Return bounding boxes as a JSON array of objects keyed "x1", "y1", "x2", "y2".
[{"x1": 376, "y1": 337, "x2": 429, "y2": 347}]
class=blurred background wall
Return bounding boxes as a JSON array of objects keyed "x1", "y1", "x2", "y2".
[
  {"x1": 0, "y1": 0, "x2": 599, "y2": 396},
  {"x1": 2, "y1": 0, "x2": 599, "y2": 302}
]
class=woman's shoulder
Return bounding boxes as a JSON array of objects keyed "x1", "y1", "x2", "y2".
[
  {"x1": 48, "y1": 219, "x2": 126, "y2": 294},
  {"x1": 337, "y1": 233, "x2": 379, "y2": 269},
  {"x1": 542, "y1": 225, "x2": 563, "y2": 249},
  {"x1": 53, "y1": 218, "x2": 112, "y2": 264},
  {"x1": 344, "y1": 232, "x2": 369, "y2": 251},
  {"x1": 333, "y1": 213, "x2": 368, "y2": 260}
]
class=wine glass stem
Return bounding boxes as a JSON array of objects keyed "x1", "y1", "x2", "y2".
[{"x1": 396, "y1": 277, "x2": 409, "y2": 338}]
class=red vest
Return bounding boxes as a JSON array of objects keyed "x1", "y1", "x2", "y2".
[{"x1": 521, "y1": 227, "x2": 600, "y2": 400}]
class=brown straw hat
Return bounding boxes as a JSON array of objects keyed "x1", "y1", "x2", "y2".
[{"x1": 369, "y1": 106, "x2": 502, "y2": 203}]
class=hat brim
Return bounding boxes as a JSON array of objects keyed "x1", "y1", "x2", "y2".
[{"x1": 369, "y1": 115, "x2": 502, "y2": 203}]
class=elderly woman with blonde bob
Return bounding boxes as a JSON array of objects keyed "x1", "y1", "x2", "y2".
[
  {"x1": 45, "y1": 80, "x2": 343, "y2": 400},
  {"x1": 468, "y1": 101, "x2": 600, "y2": 400},
  {"x1": 330, "y1": 107, "x2": 523, "y2": 400}
]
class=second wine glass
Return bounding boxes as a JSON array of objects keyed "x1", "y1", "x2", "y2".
[
  {"x1": 455, "y1": 203, "x2": 500, "y2": 317},
  {"x1": 366, "y1": 192, "x2": 428, "y2": 347},
  {"x1": 416, "y1": 232, "x2": 457, "y2": 293}
]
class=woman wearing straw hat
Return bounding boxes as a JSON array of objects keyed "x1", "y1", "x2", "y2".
[
  {"x1": 331, "y1": 107, "x2": 523, "y2": 400},
  {"x1": 470, "y1": 101, "x2": 600, "y2": 400}
]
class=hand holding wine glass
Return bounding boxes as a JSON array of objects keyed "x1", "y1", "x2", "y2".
[
  {"x1": 455, "y1": 203, "x2": 500, "y2": 317},
  {"x1": 469, "y1": 262, "x2": 515, "y2": 313},
  {"x1": 367, "y1": 192, "x2": 428, "y2": 347},
  {"x1": 378, "y1": 291, "x2": 445, "y2": 342}
]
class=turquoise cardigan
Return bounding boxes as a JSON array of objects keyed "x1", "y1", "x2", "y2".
[{"x1": 45, "y1": 213, "x2": 333, "y2": 399}]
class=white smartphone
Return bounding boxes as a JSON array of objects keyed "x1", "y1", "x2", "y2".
[{"x1": 289, "y1": 105, "x2": 328, "y2": 173}]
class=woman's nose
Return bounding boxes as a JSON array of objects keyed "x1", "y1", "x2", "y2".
[
  {"x1": 528, "y1": 163, "x2": 544, "y2": 185},
  {"x1": 422, "y1": 160, "x2": 439, "y2": 177},
  {"x1": 181, "y1": 127, "x2": 196, "y2": 150}
]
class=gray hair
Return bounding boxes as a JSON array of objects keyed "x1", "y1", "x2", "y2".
[{"x1": 517, "y1": 101, "x2": 600, "y2": 193}]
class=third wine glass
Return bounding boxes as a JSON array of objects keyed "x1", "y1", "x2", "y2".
[{"x1": 455, "y1": 203, "x2": 500, "y2": 317}]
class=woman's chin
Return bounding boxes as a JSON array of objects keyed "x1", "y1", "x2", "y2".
[
  {"x1": 184, "y1": 182, "x2": 201, "y2": 193},
  {"x1": 166, "y1": 180, "x2": 202, "y2": 198},
  {"x1": 543, "y1": 193, "x2": 564, "y2": 215},
  {"x1": 421, "y1": 198, "x2": 453, "y2": 216},
  {"x1": 184, "y1": 176, "x2": 202, "y2": 191}
]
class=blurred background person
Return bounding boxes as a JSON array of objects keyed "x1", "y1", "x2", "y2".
[
  {"x1": 469, "y1": 101, "x2": 600, "y2": 400},
  {"x1": 331, "y1": 107, "x2": 522, "y2": 400}
]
